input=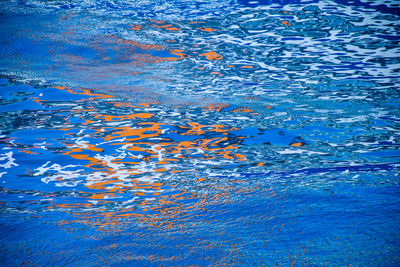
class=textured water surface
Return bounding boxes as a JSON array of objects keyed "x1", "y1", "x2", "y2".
[{"x1": 0, "y1": 0, "x2": 400, "y2": 266}]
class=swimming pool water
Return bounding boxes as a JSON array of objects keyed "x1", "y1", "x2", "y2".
[{"x1": 0, "y1": 0, "x2": 399, "y2": 266}]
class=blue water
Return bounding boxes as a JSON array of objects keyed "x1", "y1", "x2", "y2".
[{"x1": 0, "y1": 0, "x2": 399, "y2": 266}]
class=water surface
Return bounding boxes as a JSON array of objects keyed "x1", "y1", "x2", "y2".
[{"x1": 0, "y1": 0, "x2": 399, "y2": 266}]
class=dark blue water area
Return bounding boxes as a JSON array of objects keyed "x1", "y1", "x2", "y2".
[
  {"x1": 1, "y1": 0, "x2": 400, "y2": 266},
  {"x1": 1, "y1": 181, "x2": 399, "y2": 266}
]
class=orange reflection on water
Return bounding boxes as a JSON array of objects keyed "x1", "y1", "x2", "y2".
[
  {"x1": 54, "y1": 86, "x2": 113, "y2": 101},
  {"x1": 31, "y1": 61, "x2": 250, "y2": 235},
  {"x1": 129, "y1": 24, "x2": 143, "y2": 31},
  {"x1": 125, "y1": 20, "x2": 227, "y2": 63},
  {"x1": 203, "y1": 103, "x2": 230, "y2": 112},
  {"x1": 93, "y1": 113, "x2": 154, "y2": 121},
  {"x1": 197, "y1": 27, "x2": 218, "y2": 32},
  {"x1": 151, "y1": 24, "x2": 181, "y2": 31},
  {"x1": 199, "y1": 51, "x2": 223, "y2": 61}
]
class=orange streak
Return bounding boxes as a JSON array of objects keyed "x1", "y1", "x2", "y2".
[
  {"x1": 290, "y1": 142, "x2": 304, "y2": 147},
  {"x1": 233, "y1": 107, "x2": 253, "y2": 113},
  {"x1": 20, "y1": 150, "x2": 39, "y2": 155},
  {"x1": 203, "y1": 103, "x2": 230, "y2": 111},
  {"x1": 130, "y1": 24, "x2": 142, "y2": 31},
  {"x1": 200, "y1": 51, "x2": 223, "y2": 60},
  {"x1": 149, "y1": 19, "x2": 166, "y2": 24},
  {"x1": 152, "y1": 24, "x2": 180, "y2": 31},
  {"x1": 94, "y1": 113, "x2": 153, "y2": 121},
  {"x1": 197, "y1": 27, "x2": 218, "y2": 32}
]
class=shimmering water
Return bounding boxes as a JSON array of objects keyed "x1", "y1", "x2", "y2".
[{"x1": 0, "y1": 0, "x2": 400, "y2": 266}]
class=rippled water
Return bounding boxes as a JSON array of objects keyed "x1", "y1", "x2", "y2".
[{"x1": 1, "y1": 0, "x2": 400, "y2": 266}]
